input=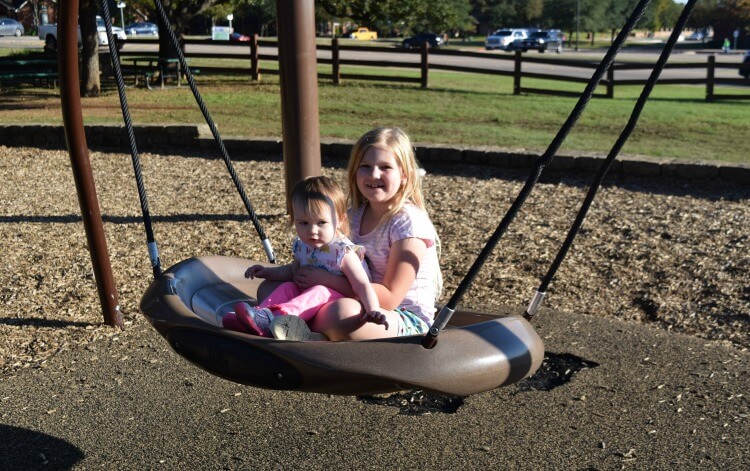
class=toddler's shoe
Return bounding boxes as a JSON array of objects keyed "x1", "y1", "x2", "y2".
[
  {"x1": 270, "y1": 315, "x2": 327, "y2": 341},
  {"x1": 234, "y1": 302, "x2": 276, "y2": 336}
]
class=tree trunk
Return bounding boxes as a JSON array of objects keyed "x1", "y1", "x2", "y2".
[{"x1": 79, "y1": 0, "x2": 100, "y2": 97}]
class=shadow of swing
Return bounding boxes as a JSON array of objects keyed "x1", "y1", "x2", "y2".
[
  {"x1": 0, "y1": 424, "x2": 84, "y2": 470},
  {"x1": 356, "y1": 352, "x2": 598, "y2": 415}
]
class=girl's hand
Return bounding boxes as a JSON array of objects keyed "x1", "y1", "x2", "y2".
[
  {"x1": 244, "y1": 265, "x2": 267, "y2": 279},
  {"x1": 363, "y1": 310, "x2": 389, "y2": 330},
  {"x1": 293, "y1": 265, "x2": 327, "y2": 290}
]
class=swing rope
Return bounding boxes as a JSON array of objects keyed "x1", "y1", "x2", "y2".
[
  {"x1": 527, "y1": 0, "x2": 699, "y2": 319},
  {"x1": 100, "y1": 0, "x2": 162, "y2": 277},
  {"x1": 422, "y1": 0, "x2": 654, "y2": 348},
  {"x1": 101, "y1": 0, "x2": 276, "y2": 277}
]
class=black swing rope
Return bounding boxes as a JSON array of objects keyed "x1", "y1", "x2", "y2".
[
  {"x1": 530, "y1": 0, "x2": 699, "y2": 314},
  {"x1": 100, "y1": 0, "x2": 276, "y2": 280},
  {"x1": 422, "y1": 0, "x2": 656, "y2": 348}
]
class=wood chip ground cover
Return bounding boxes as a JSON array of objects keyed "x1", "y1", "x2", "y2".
[{"x1": 0, "y1": 146, "x2": 747, "y2": 377}]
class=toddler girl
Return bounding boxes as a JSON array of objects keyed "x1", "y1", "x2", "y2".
[{"x1": 222, "y1": 175, "x2": 387, "y2": 340}]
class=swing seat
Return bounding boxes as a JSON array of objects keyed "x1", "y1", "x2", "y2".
[{"x1": 140, "y1": 255, "x2": 545, "y2": 396}]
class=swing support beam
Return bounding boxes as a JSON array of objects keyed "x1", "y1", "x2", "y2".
[
  {"x1": 59, "y1": 0, "x2": 123, "y2": 327},
  {"x1": 276, "y1": 0, "x2": 321, "y2": 210}
]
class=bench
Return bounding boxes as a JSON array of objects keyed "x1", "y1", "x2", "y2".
[
  {"x1": 120, "y1": 56, "x2": 200, "y2": 90},
  {"x1": 0, "y1": 58, "x2": 58, "y2": 90}
]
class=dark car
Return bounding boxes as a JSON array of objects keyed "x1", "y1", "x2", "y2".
[
  {"x1": 125, "y1": 22, "x2": 158, "y2": 37},
  {"x1": 512, "y1": 30, "x2": 563, "y2": 53},
  {"x1": 0, "y1": 17, "x2": 24, "y2": 37},
  {"x1": 402, "y1": 33, "x2": 444, "y2": 49},
  {"x1": 740, "y1": 51, "x2": 750, "y2": 79}
]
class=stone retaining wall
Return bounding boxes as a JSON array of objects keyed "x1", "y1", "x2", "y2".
[{"x1": 2, "y1": 124, "x2": 748, "y2": 183}]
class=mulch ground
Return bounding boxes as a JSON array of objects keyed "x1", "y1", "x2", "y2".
[{"x1": 0, "y1": 145, "x2": 748, "y2": 377}]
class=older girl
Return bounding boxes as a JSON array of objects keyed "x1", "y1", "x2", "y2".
[{"x1": 295, "y1": 127, "x2": 441, "y2": 340}]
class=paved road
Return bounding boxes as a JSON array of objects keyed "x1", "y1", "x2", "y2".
[{"x1": 2, "y1": 35, "x2": 746, "y2": 82}]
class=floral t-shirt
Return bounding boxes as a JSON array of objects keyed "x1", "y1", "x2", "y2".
[
  {"x1": 292, "y1": 236, "x2": 369, "y2": 277},
  {"x1": 348, "y1": 203, "x2": 441, "y2": 323}
]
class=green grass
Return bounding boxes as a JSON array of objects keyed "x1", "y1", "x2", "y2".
[{"x1": 2, "y1": 52, "x2": 749, "y2": 163}]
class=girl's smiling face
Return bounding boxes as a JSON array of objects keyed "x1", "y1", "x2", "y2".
[{"x1": 356, "y1": 146, "x2": 406, "y2": 209}]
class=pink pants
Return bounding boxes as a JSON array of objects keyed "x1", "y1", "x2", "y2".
[{"x1": 260, "y1": 282, "x2": 344, "y2": 321}]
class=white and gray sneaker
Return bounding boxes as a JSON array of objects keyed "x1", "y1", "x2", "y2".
[{"x1": 270, "y1": 316, "x2": 327, "y2": 341}]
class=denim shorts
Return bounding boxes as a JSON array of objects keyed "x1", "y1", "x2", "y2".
[{"x1": 395, "y1": 308, "x2": 431, "y2": 336}]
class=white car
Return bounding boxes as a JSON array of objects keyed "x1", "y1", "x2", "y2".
[
  {"x1": 485, "y1": 29, "x2": 529, "y2": 51},
  {"x1": 38, "y1": 15, "x2": 127, "y2": 50}
]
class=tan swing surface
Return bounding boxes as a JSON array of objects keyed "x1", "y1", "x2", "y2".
[{"x1": 140, "y1": 255, "x2": 544, "y2": 396}]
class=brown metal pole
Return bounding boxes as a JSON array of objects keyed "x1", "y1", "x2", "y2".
[
  {"x1": 276, "y1": 0, "x2": 321, "y2": 211},
  {"x1": 59, "y1": 0, "x2": 123, "y2": 327}
]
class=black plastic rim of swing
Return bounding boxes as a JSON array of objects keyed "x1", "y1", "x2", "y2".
[{"x1": 168, "y1": 328, "x2": 304, "y2": 389}]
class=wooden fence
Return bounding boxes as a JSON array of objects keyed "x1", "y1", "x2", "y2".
[{"x1": 121, "y1": 37, "x2": 749, "y2": 102}]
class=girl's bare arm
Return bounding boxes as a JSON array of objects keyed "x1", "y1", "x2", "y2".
[
  {"x1": 370, "y1": 237, "x2": 426, "y2": 311},
  {"x1": 245, "y1": 260, "x2": 298, "y2": 281},
  {"x1": 340, "y1": 252, "x2": 388, "y2": 329}
]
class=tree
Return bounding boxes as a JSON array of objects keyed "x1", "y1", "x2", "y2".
[{"x1": 79, "y1": 0, "x2": 102, "y2": 97}]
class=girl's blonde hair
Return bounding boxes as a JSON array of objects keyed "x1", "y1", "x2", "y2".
[
  {"x1": 346, "y1": 127, "x2": 425, "y2": 224},
  {"x1": 290, "y1": 176, "x2": 349, "y2": 237}
]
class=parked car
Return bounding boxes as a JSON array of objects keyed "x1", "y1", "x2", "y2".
[
  {"x1": 0, "y1": 17, "x2": 24, "y2": 37},
  {"x1": 348, "y1": 27, "x2": 377, "y2": 40},
  {"x1": 740, "y1": 51, "x2": 750, "y2": 79},
  {"x1": 125, "y1": 22, "x2": 158, "y2": 37},
  {"x1": 229, "y1": 32, "x2": 251, "y2": 42},
  {"x1": 38, "y1": 15, "x2": 126, "y2": 50},
  {"x1": 510, "y1": 30, "x2": 563, "y2": 53},
  {"x1": 402, "y1": 33, "x2": 444, "y2": 49},
  {"x1": 485, "y1": 28, "x2": 529, "y2": 51}
]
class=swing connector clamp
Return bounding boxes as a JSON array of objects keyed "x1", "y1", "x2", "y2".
[
  {"x1": 524, "y1": 290, "x2": 546, "y2": 320},
  {"x1": 422, "y1": 305, "x2": 455, "y2": 349}
]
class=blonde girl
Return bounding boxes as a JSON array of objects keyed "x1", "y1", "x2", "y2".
[
  {"x1": 222, "y1": 176, "x2": 387, "y2": 340},
  {"x1": 294, "y1": 127, "x2": 442, "y2": 341}
]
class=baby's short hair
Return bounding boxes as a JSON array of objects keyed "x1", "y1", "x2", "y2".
[{"x1": 290, "y1": 176, "x2": 349, "y2": 236}]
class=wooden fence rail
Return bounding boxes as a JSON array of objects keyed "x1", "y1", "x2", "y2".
[{"x1": 121, "y1": 37, "x2": 749, "y2": 102}]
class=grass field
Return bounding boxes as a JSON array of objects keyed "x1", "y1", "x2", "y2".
[{"x1": 2, "y1": 49, "x2": 749, "y2": 163}]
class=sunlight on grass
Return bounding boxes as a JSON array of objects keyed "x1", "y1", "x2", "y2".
[{"x1": 1, "y1": 58, "x2": 748, "y2": 163}]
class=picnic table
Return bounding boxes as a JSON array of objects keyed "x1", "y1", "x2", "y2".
[
  {"x1": 120, "y1": 56, "x2": 198, "y2": 90},
  {"x1": 0, "y1": 58, "x2": 58, "y2": 90}
]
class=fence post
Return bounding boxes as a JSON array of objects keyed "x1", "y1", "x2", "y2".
[
  {"x1": 332, "y1": 37, "x2": 340, "y2": 85},
  {"x1": 607, "y1": 65, "x2": 614, "y2": 98},
  {"x1": 513, "y1": 50, "x2": 522, "y2": 95},
  {"x1": 706, "y1": 55, "x2": 715, "y2": 102},
  {"x1": 250, "y1": 34, "x2": 259, "y2": 81},
  {"x1": 420, "y1": 42, "x2": 429, "y2": 89}
]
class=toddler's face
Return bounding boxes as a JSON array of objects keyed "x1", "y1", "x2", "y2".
[{"x1": 292, "y1": 202, "x2": 338, "y2": 249}]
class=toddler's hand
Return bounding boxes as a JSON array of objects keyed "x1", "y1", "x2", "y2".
[
  {"x1": 363, "y1": 310, "x2": 389, "y2": 330},
  {"x1": 244, "y1": 265, "x2": 266, "y2": 279}
]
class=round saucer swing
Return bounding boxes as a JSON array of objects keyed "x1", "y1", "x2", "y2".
[{"x1": 60, "y1": 0, "x2": 696, "y2": 396}]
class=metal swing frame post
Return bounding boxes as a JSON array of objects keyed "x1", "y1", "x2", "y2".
[
  {"x1": 59, "y1": 0, "x2": 123, "y2": 327},
  {"x1": 276, "y1": 0, "x2": 321, "y2": 211}
]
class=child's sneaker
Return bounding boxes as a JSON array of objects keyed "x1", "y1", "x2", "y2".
[
  {"x1": 270, "y1": 315, "x2": 327, "y2": 341},
  {"x1": 233, "y1": 302, "x2": 276, "y2": 337}
]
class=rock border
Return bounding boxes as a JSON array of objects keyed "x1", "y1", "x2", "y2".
[{"x1": 2, "y1": 123, "x2": 748, "y2": 183}]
